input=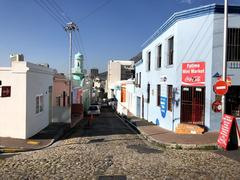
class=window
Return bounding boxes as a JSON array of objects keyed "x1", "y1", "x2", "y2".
[
  {"x1": 157, "y1": 44, "x2": 162, "y2": 68},
  {"x1": 56, "y1": 96, "x2": 61, "y2": 106},
  {"x1": 36, "y1": 94, "x2": 43, "y2": 114},
  {"x1": 157, "y1": 84, "x2": 161, "y2": 106},
  {"x1": 139, "y1": 72, "x2": 141, "y2": 88},
  {"x1": 147, "y1": 51, "x2": 151, "y2": 71},
  {"x1": 167, "y1": 85, "x2": 173, "y2": 111},
  {"x1": 168, "y1": 36, "x2": 174, "y2": 65},
  {"x1": 227, "y1": 28, "x2": 240, "y2": 62},
  {"x1": 135, "y1": 73, "x2": 138, "y2": 87},
  {"x1": 147, "y1": 83, "x2": 150, "y2": 103}
]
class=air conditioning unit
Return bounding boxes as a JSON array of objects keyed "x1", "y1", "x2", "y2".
[{"x1": 10, "y1": 54, "x2": 24, "y2": 62}]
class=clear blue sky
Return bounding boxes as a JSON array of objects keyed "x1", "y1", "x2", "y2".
[{"x1": 0, "y1": 0, "x2": 239, "y2": 73}]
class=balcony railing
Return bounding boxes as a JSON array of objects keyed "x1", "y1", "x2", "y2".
[{"x1": 227, "y1": 61, "x2": 240, "y2": 69}]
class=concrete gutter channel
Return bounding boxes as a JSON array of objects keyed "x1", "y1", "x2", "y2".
[{"x1": 115, "y1": 113, "x2": 219, "y2": 150}]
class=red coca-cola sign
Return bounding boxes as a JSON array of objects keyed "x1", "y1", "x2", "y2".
[{"x1": 182, "y1": 62, "x2": 205, "y2": 86}]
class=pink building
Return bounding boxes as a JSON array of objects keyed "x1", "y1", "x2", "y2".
[{"x1": 52, "y1": 73, "x2": 71, "y2": 124}]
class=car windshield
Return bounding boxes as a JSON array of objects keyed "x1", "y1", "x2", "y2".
[{"x1": 89, "y1": 106, "x2": 98, "y2": 110}]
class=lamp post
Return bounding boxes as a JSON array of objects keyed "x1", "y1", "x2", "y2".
[
  {"x1": 65, "y1": 22, "x2": 79, "y2": 108},
  {"x1": 222, "y1": 0, "x2": 228, "y2": 116}
]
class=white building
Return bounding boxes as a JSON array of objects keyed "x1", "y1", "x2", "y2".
[
  {"x1": 0, "y1": 55, "x2": 54, "y2": 139},
  {"x1": 135, "y1": 4, "x2": 240, "y2": 132},
  {"x1": 107, "y1": 60, "x2": 134, "y2": 99}
]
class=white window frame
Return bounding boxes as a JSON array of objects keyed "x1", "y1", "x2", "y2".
[{"x1": 36, "y1": 94, "x2": 44, "y2": 114}]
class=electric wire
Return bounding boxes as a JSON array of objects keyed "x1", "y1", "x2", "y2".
[
  {"x1": 78, "y1": 0, "x2": 113, "y2": 23},
  {"x1": 34, "y1": 0, "x2": 65, "y2": 28},
  {"x1": 46, "y1": 0, "x2": 72, "y2": 23}
]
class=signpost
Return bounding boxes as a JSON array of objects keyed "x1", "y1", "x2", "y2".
[
  {"x1": 213, "y1": 80, "x2": 228, "y2": 95},
  {"x1": 217, "y1": 114, "x2": 240, "y2": 150}
]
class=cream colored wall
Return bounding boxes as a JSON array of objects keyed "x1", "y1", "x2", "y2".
[
  {"x1": 25, "y1": 63, "x2": 54, "y2": 138},
  {"x1": 0, "y1": 65, "x2": 27, "y2": 139}
]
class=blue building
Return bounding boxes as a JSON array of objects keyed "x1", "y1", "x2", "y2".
[{"x1": 135, "y1": 4, "x2": 240, "y2": 132}]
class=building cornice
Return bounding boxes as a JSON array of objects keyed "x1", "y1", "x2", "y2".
[{"x1": 142, "y1": 4, "x2": 240, "y2": 49}]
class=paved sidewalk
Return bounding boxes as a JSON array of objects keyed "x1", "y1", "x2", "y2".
[
  {"x1": 0, "y1": 123, "x2": 69, "y2": 153},
  {"x1": 127, "y1": 117, "x2": 219, "y2": 150}
]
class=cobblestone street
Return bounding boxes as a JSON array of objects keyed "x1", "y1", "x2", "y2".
[{"x1": 0, "y1": 108, "x2": 240, "y2": 180}]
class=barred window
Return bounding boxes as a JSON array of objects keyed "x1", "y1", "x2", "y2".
[
  {"x1": 157, "y1": 84, "x2": 161, "y2": 106},
  {"x1": 227, "y1": 28, "x2": 240, "y2": 62}
]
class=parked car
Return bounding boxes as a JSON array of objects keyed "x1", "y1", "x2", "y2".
[
  {"x1": 108, "y1": 98, "x2": 118, "y2": 110},
  {"x1": 91, "y1": 102, "x2": 101, "y2": 109},
  {"x1": 101, "y1": 98, "x2": 108, "y2": 107},
  {"x1": 87, "y1": 105, "x2": 101, "y2": 116}
]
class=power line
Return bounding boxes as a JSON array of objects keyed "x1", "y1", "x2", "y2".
[
  {"x1": 78, "y1": 0, "x2": 112, "y2": 23},
  {"x1": 46, "y1": 0, "x2": 72, "y2": 23},
  {"x1": 51, "y1": 0, "x2": 72, "y2": 22},
  {"x1": 34, "y1": 0, "x2": 65, "y2": 28}
]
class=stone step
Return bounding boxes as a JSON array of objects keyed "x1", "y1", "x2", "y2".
[{"x1": 175, "y1": 123, "x2": 205, "y2": 134}]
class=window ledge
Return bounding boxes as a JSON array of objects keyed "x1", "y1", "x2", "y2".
[{"x1": 166, "y1": 65, "x2": 174, "y2": 68}]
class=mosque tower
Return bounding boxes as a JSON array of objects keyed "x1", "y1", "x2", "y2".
[{"x1": 72, "y1": 52, "x2": 84, "y2": 87}]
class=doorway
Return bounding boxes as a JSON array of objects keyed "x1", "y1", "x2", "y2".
[{"x1": 180, "y1": 86, "x2": 205, "y2": 125}]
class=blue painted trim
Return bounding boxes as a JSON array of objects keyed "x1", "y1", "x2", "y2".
[
  {"x1": 142, "y1": 4, "x2": 240, "y2": 49},
  {"x1": 135, "y1": 59, "x2": 143, "y2": 67}
]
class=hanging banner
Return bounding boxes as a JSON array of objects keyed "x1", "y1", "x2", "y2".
[
  {"x1": 182, "y1": 62, "x2": 205, "y2": 86},
  {"x1": 217, "y1": 114, "x2": 240, "y2": 150},
  {"x1": 160, "y1": 96, "x2": 167, "y2": 118}
]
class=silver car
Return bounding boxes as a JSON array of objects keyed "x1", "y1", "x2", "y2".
[{"x1": 87, "y1": 105, "x2": 101, "y2": 116}]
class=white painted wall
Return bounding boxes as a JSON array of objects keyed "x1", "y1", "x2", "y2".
[
  {"x1": 0, "y1": 61, "x2": 54, "y2": 139},
  {"x1": 26, "y1": 62, "x2": 54, "y2": 138},
  {"x1": 0, "y1": 65, "x2": 27, "y2": 138},
  {"x1": 140, "y1": 14, "x2": 215, "y2": 131}
]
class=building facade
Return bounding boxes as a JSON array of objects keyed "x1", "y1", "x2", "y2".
[
  {"x1": 107, "y1": 60, "x2": 134, "y2": 99},
  {"x1": 0, "y1": 55, "x2": 54, "y2": 139},
  {"x1": 136, "y1": 4, "x2": 240, "y2": 132}
]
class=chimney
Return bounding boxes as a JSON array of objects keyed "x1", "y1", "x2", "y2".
[{"x1": 10, "y1": 54, "x2": 24, "y2": 62}]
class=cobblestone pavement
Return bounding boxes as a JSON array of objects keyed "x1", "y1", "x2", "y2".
[{"x1": 0, "y1": 109, "x2": 240, "y2": 180}]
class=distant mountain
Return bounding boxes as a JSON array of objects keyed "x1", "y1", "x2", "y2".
[{"x1": 129, "y1": 52, "x2": 142, "y2": 63}]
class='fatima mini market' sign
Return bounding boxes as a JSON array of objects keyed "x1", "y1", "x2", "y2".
[{"x1": 182, "y1": 62, "x2": 205, "y2": 86}]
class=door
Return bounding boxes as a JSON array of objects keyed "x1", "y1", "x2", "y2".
[
  {"x1": 136, "y1": 97, "x2": 141, "y2": 117},
  {"x1": 142, "y1": 95, "x2": 144, "y2": 118},
  {"x1": 180, "y1": 86, "x2": 205, "y2": 125},
  {"x1": 48, "y1": 86, "x2": 53, "y2": 123}
]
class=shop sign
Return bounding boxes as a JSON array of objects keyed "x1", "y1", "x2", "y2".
[
  {"x1": 217, "y1": 114, "x2": 240, "y2": 150},
  {"x1": 1, "y1": 86, "x2": 11, "y2": 97},
  {"x1": 212, "y1": 100, "x2": 222, "y2": 112},
  {"x1": 160, "y1": 96, "x2": 167, "y2": 118},
  {"x1": 213, "y1": 80, "x2": 228, "y2": 95},
  {"x1": 182, "y1": 62, "x2": 205, "y2": 86}
]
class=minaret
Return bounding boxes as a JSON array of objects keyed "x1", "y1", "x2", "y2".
[{"x1": 72, "y1": 52, "x2": 84, "y2": 87}]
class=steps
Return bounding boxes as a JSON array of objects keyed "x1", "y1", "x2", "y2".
[{"x1": 175, "y1": 123, "x2": 205, "y2": 134}]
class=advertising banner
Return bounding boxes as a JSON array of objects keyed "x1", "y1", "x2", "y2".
[
  {"x1": 182, "y1": 62, "x2": 205, "y2": 86},
  {"x1": 217, "y1": 114, "x2": 240, "y2": 150},
  {"x1": 160, "y1": 96, "x2": 167, "y2": 118}
]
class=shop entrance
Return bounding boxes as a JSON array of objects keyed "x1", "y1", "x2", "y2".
[
  {"x1": 226, "y1": 86, "x2": 240, "y2": 117},
  {"x1": 180, "y1": 86, "x2": 205, "y2": 125}
]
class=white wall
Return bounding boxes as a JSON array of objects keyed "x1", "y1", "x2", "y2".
[
  {"x1": 26, "y1": 62, "x2": 54, "y2": 138},
  {"x1": 0, "y1": 66, "x2": 27, "y2": 138},
  {"x1": 0, "y1": 61, "x2": 54, "y2": 139},
  {"x1": 140, "y1": 14, "x2": 215, "y2": 131}
]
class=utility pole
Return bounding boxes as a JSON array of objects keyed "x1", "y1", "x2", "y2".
[
  {"x1": 65, "y1": 22, "x2": 79, "y2": 107},
  {"x1": 222, "y1": 0, "x2": 228, "y2": 116}
]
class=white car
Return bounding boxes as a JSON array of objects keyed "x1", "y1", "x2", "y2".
[{"x1": 87, "y1": 105, "x2": 101, "y2": 116}]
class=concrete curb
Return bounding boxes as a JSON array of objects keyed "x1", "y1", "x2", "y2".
[
  {"x1": 116, "y1": 114, "x2": 219, "y2": 150},
  {"x1": 0, "y1": 126, "x2": 68, "y2": 154}
]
